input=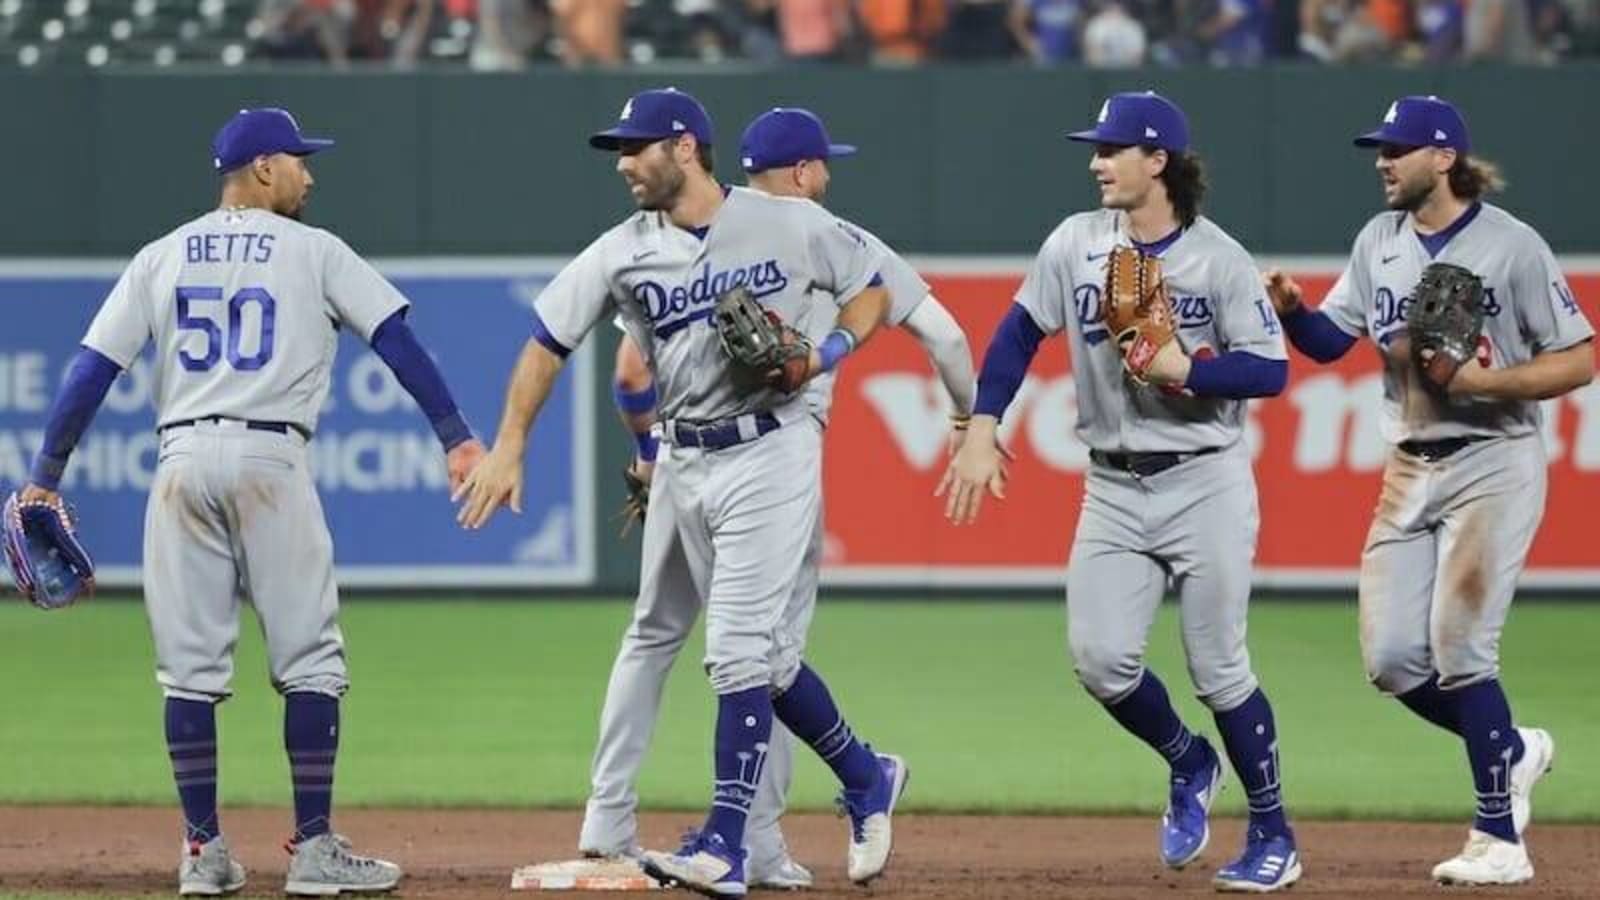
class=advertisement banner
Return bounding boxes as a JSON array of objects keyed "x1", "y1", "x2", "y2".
[
  {"x1": 0, "y1": 261, "x2": 592, "y2": 588},
  {"x1": 822, "y1": 260, "x2": 1600, "y2": 589}
]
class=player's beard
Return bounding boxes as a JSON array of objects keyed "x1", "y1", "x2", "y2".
[
  {"x1": 635, "y1": 161, "x2": 686, "y2": 211},
  {"x1": 1387, "y1": 172, "x2": 1436, "y2": 212}
]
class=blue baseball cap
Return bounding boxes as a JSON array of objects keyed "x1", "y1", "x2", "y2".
[
  {"x1": 739, "y1": 108, "x2": 857, "y2": 173},
  {"x1": 1067, "y1": 91, "x2": 1190, "y2": 153},
  {"x1": 1353, "y1": 95, "x2": 1470, "y2": 153},
  {"x1": 589, "y1": 88, "x2": 714, "y2": 151},
  {"x1": 211, "y1": 108, "x2": 334, "y2": 174}
]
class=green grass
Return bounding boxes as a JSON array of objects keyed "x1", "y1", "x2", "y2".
[{"x1": 2, "y1": 597, "x2": 1596, "y2": 821}]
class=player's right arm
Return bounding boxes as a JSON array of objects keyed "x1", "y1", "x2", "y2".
[
  {"x1": 23, "y1": 251, "x2": 154, "y2": 503},
  {"x1": 1264, "y1": 221, "x2": 1375, "y2": 364},
  {"x1": 938, "y1": 225, "x2": 1069, "y2": 524},
  {"x1": 455, "y1": 235, "x2": 619, "y2": 529}
]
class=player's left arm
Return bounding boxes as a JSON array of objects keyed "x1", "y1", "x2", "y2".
[
  {"x1": 612, "y1": 333, "x2": 659, "y2": 476},
  {"x1": 1445, "y1": 232, "x2": 1595, "y2": 399},
  {"x1": 368, "y1": 310, "x2": 485, "y2": 490},
  {"x1": 1165, "y1": 250, "x2": 1289, "y2": 398},
  {"x1": 807, "y1": 214, "x2": 891, "y2": 377}
]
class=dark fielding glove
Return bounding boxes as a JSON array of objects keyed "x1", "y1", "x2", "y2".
[
  {"x1": 713, "y1": 286, "x2": 814, "y2": 393},
  {"x1": 2, "y1": 491, "x2": 95, "y2": 610},
  {"x1": 616, "y1": 464, "x2": 649, "y2": 538},
  {"x1": 1407, "y1": 261, "x2": 1486, "y2": 391}
]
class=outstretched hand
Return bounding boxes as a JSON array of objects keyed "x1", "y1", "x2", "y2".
[
  {"x1": 453, "y1": 442, "x2": 525, "y2": 530},
  {"x1": 935, "y1": 418, "x2": 1012, "y2": 525}
]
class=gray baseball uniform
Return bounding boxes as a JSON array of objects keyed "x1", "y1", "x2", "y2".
[
  {"x1": 536, "y1": 188, "x2": 880, "y2": 855},
  {"x1": 1014, "y1": 209, "x2": 1285, "y2": 711},
  {"x1": 81, "y1": 207, "x2": 408, "y2": 700},
  {"x1": 1316, "y1": 203, "x2": 1593, "y2": 693}
]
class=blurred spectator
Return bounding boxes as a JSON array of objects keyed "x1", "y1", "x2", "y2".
[
  {"x1": 377, "y1": 0, "x2": 437, "y2": 67},
  {"x1": 1467, "y1": 0, "x2": 1541, "y2": 60},
  {"x1": 1414, "y1": 0, "x2": 1464, "y2": 60},
  {"x1": 739, "y1": 0, "x2": 785, "y2": 60},
  {"x1": 775, "y1": 0, "x2": 855, "y2": 60},
  {"x1": 465, "y1": 0, "x2": 550, "y2": 70},
  {"x1": 1365, "y1": 0, "x2": 1411, "y2": 44},
  {"x1": 1009, "y1": 0, "x2": 1088, "y2": 62},
  {"x1": 1299, "y1": 0, "x2": 1391, "y2": 59},
  {"x1": 859, "y1": 0, "x2": 948, "y2": 63},
  {"x1": 676, "y1": 0, "x2": 741, "y2": 61},
  {"x1": 938, "y1": 0, "x2": 1020, "y2": 58},
  {"x1": 253, "y1": 0, "x2": 355, "y2": 63},
  {"x1": 1082, "y1": 0, "x2": 1149, "y2": 63},
  {"x1": 551, "y1": 0, "x2": 625, "y2": 65},
  {"x1": 1164, "y1": 0, "x2": 1268, "y2": 63}
]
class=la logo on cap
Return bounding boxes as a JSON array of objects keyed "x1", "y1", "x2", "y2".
[
  {"x1": 1383, "y1": 102, "x2": 1398, "y2": 123},
  {"x1": 619, "y1": 98, "x2": 633, "y2": 121},
  {"x1": 1097, "y1": 101, "x2": 1110, "y2": 123}
]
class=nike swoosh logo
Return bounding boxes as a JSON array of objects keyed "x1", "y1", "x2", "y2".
[
  {"x1": 1381, "y1": 254, "x2": 1400, "y2": 264},
  {"x1": 632, "y1": 250, "x2": 657, "y2": 262},
  {"x1": 1087, "y1": 251, "x2": 1110, "y2": 262}
]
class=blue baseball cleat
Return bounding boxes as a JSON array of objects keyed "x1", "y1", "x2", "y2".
[
  {"x1": 640, "y1": 831, "x2": 746, "y2": 897},
  {"x1": 1161, "y1": 737, "x2": 1225, "y2": 869},
  {"x1": 1213, "y1": 827, "x2": 1302, "y2": 893}
]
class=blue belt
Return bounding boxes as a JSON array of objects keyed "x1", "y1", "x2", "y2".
[
  {"x1": 668, "y1": 412, "x2": 780, "y2": 450},
  {"x1": 162, "y1": 416, "x2": 311, "y2": 441}
]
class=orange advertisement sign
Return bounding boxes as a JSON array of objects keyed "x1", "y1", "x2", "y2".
[{"x1": 821, "y1": 267, "x2": 1600, "y2": 589}]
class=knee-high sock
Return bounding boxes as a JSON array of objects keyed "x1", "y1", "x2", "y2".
[
  {"x1": 1454, "y1": 679, "x2": 1524, "y2": 843},
  {"x1": 1397, "y1": 674, "x2": 1464, "y2": 735},
  {"x1": 771, "y1": 663, "x2": 879, "y2": 793},
  {"x1": 1213, "y1": 689, "x2": 1291, "y2": 837},
  {"x1": 1104, "y1": 670, "x2": 1211, "y2": 774},
  {"x1": 166, "y1": 698, "x2": 220, "y2": 844},
  {"x1": 703, "y1": 686, "x2": 774, "y2": 854},
  {"x1": 285, "y1": 692, "x2": 339, "y2": 843}
]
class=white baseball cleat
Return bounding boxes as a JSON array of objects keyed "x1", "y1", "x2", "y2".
[
  {"x1": 747, "y1": 854, "x2": 813, "y2": 891},
  {"x1": 1431, "y1": 830, "x2": 1533, "y2": 886},
  {"x1": 1510, "y1": 727, "x2": 1555, "y2": 836},
  {"x1": 840, "y1": 753, "x2": 910, "y2": 885}
]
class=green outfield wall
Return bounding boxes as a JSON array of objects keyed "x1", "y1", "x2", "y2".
[{"x1": 2, "y1": 65, "x2": 1595, "y2": 258}]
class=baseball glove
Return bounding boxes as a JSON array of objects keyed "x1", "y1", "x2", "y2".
[
  {"x1": 616, "y1": 464, "x2": 649, "y2": 538},
  {"x1": 2, "y1": 491, "x2": 95, "y2": 610},
  {"x1": 714, "y1": 286, "x2": 813, "y2": 393},
  {"x1": 1102, "y1": 246, "x2": 1178, "y2": 381},
  {"x1": 1407, "y1": 262, "x2": 1486, "y2": 390}
]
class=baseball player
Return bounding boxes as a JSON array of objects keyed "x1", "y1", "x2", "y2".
[
  {"x1": 582, "y1": 106, "x2": 975, "y2": 889},
  {"x1": 1264, "y1": 95, "x2": 1593, "y2": 885},
  {"x1": 17, "y1": 107, "x2": 485, "y2": 896},
  {"x1": 941, "y1": 91, "x2": 1303, "y2": 892},
  {"x1": 454, "y1": 89, "x2": 910, "y2": 897}
]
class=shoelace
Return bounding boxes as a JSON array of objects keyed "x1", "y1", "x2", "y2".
[{"x1": 835, "y1": 793, "x2": 870, "y2": 842}]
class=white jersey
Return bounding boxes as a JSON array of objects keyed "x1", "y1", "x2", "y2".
[
  {"x1": 1015, "y1": 209, "x2": 1286, "y2": 453},
  {"x1": 535, "y1": 186, "x2": 882, "y2": 423},
  {"x1": 82, "y1": 207, "x2": 408, "y2": 434},
  {"x1": 1319, "y1": 202, "x2": 1594, "y2": 444},
  {"x1": 802, "y1": 224, "x2": 929, "y2": 422}
]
